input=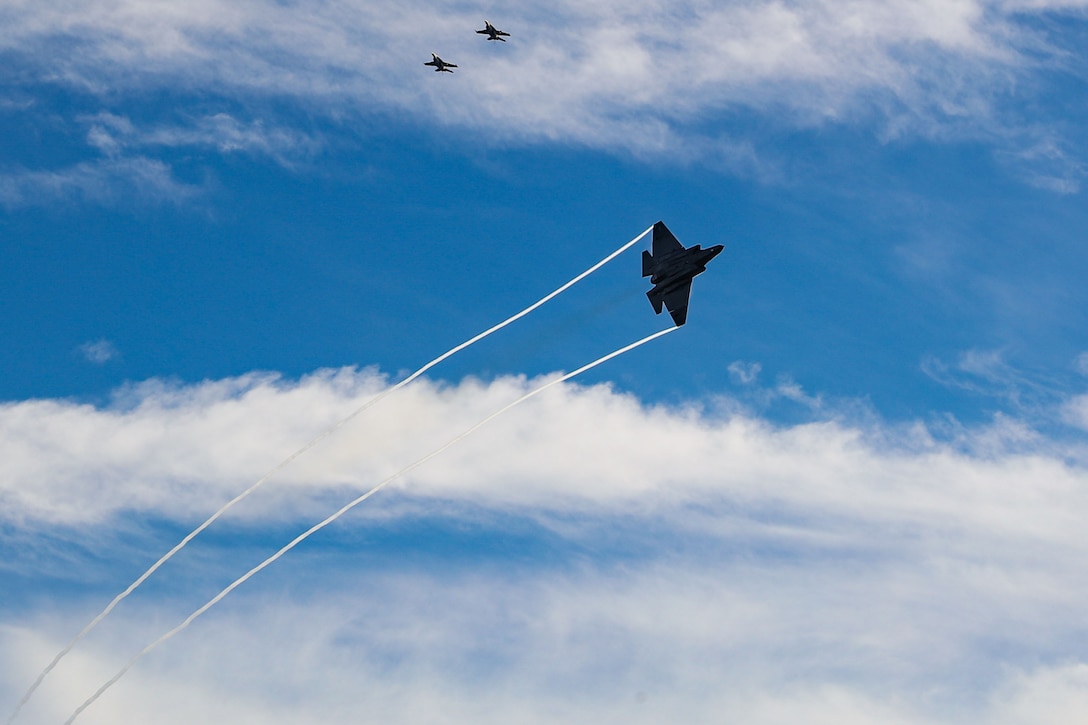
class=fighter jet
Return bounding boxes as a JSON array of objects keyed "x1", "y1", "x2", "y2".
[
  {"x1": 642, "y1": 221, "x2": 724, "y2": 326},
  {"x1": 476, "y1": 20, "x2": 510, "y2": 41},
  {"x1": 424, "y1": 53, "x2": 458, "y2": 72}
]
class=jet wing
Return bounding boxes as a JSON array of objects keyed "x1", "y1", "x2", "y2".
[
  {"x1": 662, "y1": 280, "x2": 692, "y2": 326},
  {"x1": 652, "y1": 221, "x2": 685, "y2": 258}
]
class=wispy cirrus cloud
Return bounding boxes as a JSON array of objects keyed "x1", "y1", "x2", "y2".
[
  {"x1": 0, "y1": 109, "x2": 319, "y2": 209},
  {"x1": 997, "y1": 134, "x2": 1088, "y2": 194},
  {"x1": 81, "y1": 112, "x2": 324, "y2": 165},
  {"x1": 1, "y1": 0, "x2": 1085, "y2": 167},
  {"x1": 0, "y1": 156, "x2": 200, "y2": 209},
  {"x1": 920, "y1": 348, "x2": 1088, "y2": 428}
]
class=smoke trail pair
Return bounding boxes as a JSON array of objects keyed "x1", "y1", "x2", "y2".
[
  {"x1": 7, "y1": 226, "x2": 653, "y2": 725},
  {"x1": 64, "y1": 325, "x2": 678, "y2": 723}
]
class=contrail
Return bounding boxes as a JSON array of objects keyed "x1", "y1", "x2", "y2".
[
  {"x1": 63, "y1": 325, "x2": 677, "y2": 724},
  {"x1": 6, "y1": 225, "x2": 653, "y2": 725}
]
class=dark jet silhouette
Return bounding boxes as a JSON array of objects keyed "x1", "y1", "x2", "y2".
[
  {"x1": 425, "y1": 53, "x2": 458, "y2": 72},
  {"x1": 642, "y1": 221, "x2": 724, "y2": 326},
  {"x1": 476, "y1": 20, "x2": 510, "y2": 41}
]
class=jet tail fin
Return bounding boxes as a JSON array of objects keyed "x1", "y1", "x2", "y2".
[{"x1": 642, "y1": 250, "x2": 654, "y2": 277}]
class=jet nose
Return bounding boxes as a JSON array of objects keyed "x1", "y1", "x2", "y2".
[{"x1": 708, "y1": 244, "x2": 724, "y2": 259}]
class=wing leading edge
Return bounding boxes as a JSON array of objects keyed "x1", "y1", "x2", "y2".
[{"x1": 651, "y1": 221, "x2": 684, "y2": 258}]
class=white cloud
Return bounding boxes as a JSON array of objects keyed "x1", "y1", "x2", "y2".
[
  {"x1": 728, "y1": 360, "x2": 762, "y2": 384},
  {"x1": 0, "y1": 0, "x2": 1083, "y2": 160},
  {"x1": 920, "y1": 349, "x2": 1078, "y2": 418},
  {"x1": 83, "y1": 112, "x2": 135, "y2": 155},
  {"x1": 0, "y1": 156, "x2": 201, "y2": 208},
  {"x1": 998, "y1": 135, "x2": 1088, "y2": 194},
  {"x1": 5, "y1": 367, "x2": 1088, "y2": 722},
  {"x1": 0, "y1": 111, "x2": 313, "y2": 208},
  {"x1": 81, "y1": 112, "x2": 324, "y2": 165},
  {"x1": 2, "y1": 365, "x2": 1086, "y2": 536},
  {"x1": 10, "y1": 589, "x2": 962, "y2": 725},
  {"x1": 5, "y1": 554, "x2": 1088, "y2": 723},
  {"x1": 991, "y1": 664, "x2": 1088, "y2": 725},
  {"x1": 773, "y1": 374, "x2": 823, "y2": 408},
  {"x1": 1060, "y1": 395, "x2": 1088, "y2": 430},
  {"x1": 77, "y1": 340, "x2": 119, "y2": 365}
]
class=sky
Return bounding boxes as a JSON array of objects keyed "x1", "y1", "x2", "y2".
[{"x1": 3, "y1": 0, "x2": 1088, "y2": 722}]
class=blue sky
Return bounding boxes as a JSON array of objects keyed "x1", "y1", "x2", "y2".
[{"x1": 4, "y1": 1, "x2": 1088, "y2": 723}]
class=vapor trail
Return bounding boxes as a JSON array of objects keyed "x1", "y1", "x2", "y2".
[
  {"x1": 64, "y1": 325, "x2": 677, "y2": 724},
  {"x1": 7, "y1": 225, "x2": 653, "y2": 725}
]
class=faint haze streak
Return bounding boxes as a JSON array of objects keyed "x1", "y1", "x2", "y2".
[
  {"x1": 63, "y1": 325, "x2": 678, "y2": 724},
  {"x1": 5, "y1": 226, "x2": 653, "y2": 725}
]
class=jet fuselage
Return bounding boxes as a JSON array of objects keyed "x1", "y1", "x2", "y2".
[{"x1": 645, "y1": 245, "x2": 724, "y2": 292}]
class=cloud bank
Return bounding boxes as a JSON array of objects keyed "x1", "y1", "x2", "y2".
[
  {"x1": 4, "y1": 367, "x2": 1088, "y2": 722},
  {"x1": 2, "y1": 0, "x2": 1085, "y2": 158}
]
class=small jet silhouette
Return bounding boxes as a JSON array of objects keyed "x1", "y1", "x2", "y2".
[
  {"x1": 642, "y1": 221, "x2": 724, "y2": 326},
  {"x1": 476, "y1": 20, "x2": 510, "y2": 41},
  {"x1": 425, "y1": 53, "x2": 458, "y2": 72}
]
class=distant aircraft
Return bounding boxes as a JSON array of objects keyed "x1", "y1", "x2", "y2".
[
  {"x1": 642, "y1": 221, "x2": 724, "y2": 326},
  {"x1": 476, "y1": 20, "x2": 510, "y2": 41},
  {"x1": 425, "y1": 53, "x2": 458, "y2": 72}
]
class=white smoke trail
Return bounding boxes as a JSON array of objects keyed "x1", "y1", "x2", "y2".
[
  {"x1": 63, "y1": 325, "x2": 678, "y2": 724},
  {"x1": 6, "y1": 225, "x2": 654, "y2": 725}
]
